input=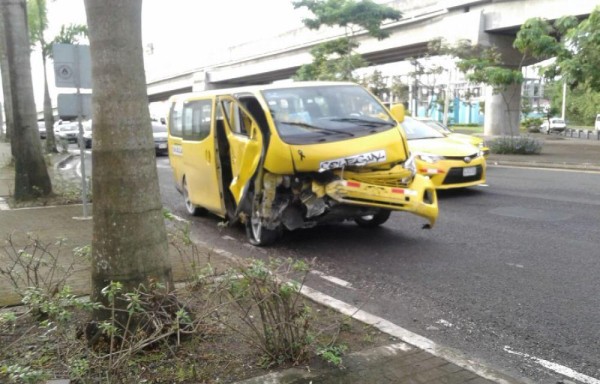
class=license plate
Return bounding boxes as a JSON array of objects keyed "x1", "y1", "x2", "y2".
[
  {"x1": 463, "y1": 167, "x2": 476, "y2": 177},
  {"x1": 159, "y1": 143, "x2": 167, "y2": 149}
]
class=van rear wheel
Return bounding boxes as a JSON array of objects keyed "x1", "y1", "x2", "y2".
[
  {"x1": 245, "y1": 197, "x2": 281, "y2": 246},
  {"x1": 183, "y1": 178, "x2": 205, "y2": 216},
  {"x1": 354, "y1": 209, "x2": 391, "y2": 228}
]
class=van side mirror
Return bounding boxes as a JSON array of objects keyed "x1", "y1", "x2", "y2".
[{"x1": 390, "y1": 104, "x2": 405, "y2": 123}]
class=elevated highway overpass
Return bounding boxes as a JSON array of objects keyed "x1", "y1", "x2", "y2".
[{"x1": 146, "y1": 0, "x2": 595, "y2": 135}]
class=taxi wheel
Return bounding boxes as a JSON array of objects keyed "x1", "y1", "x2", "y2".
[
  {"x1": 354, "y1": 209, "x2": 391, "y2": 228},
  {"x1": 183, "y1": 178, "x2": 205, "y2": 216},
  {"x1": 245, "y1": 198, "x2": 281, "y2": 246}
]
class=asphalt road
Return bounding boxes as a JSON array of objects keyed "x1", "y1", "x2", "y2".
[
  {"x1": 156, "y1": 158, "x2": 600, "y2": 383},
  {"x1": 70, "y1": 152, "x2": 599, "y2": 383}
]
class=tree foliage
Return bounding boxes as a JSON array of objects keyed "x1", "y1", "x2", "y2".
[
  {"x1": 293, "y1": 0, "x2": 400, "y2": 81},
  {"x1": 294, "y1": 37, "x2": 365, "y2": 81},
  {"x1": 545, "y1": 81, "x2": 600, "y2": 125},
  {"x1": 434, "y1": 39, "x2": 523, "y2": 94},
  {"x1": 293, "y1": 0, "x2": 400, "y2": 39},
  {"x1": 359, "y1": 69, "x2": 388, "y2": 99},
  {"x1": 49, "y1": 24, "x2": 88, "y2": 54},
  {"x1": 515, "y1": 7, "x2": 600, "y2": 92},
  {"x1": 26, "y1": 0, "x2": 47, "y2": 47}
]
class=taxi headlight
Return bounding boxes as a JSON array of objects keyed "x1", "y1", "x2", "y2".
[{"x1": 415, "y1": 152, "x2": 445, "y2": 164}]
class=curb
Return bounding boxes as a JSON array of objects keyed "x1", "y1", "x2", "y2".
[
  {"x1": 488, "y1": 160, "x2": 600, "y2": 172},
  {"x1": 186, "y1": 236, "x2": 528, "y2": 384}
]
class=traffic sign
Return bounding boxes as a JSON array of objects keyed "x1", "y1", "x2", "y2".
[{"x1": 52, "y1": 44, "x2": 92, "y2": 89}]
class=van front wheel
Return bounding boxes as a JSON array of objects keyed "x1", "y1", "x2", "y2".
[
  {"x1": 245, "y1": 199, "x2": 281, "y2": 246},
  {"x1": 354, "y1": 209, "x2": 391, "y2": 228}
]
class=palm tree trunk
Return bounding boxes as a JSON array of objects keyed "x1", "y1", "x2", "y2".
[
  {"x1": 33, "y1": 0, "x2": 57, "y2": 153},
  {"x1": 84, "y1": 0, "x2": 173, "y2": 322},
  {"x1": 1, "y1": 0, "x2": 52, "y2": 199},
  {"x1": 41, "y1": 53, "x2": 57, "y2": 153},
  {"x1": 0, "y1": 5, "x2": 14, "y2": 147}
]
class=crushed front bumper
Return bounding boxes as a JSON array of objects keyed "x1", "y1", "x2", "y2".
[{"x1": 321, "y1": 173, "x2": 438, "y2": 227}]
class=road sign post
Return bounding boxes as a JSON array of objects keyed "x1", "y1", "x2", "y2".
[{"x1": 53, "y1": 44, "x2": 92, "y2": 219}]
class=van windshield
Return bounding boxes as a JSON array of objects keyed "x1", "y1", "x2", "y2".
[{"x1": 261, "y1": 85, "x2": 395, "y2": 144}]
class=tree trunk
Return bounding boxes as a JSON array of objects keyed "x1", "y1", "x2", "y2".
[
  {"x1": 34, "y1": 0, "x2": 57, "y2": 153},
  {"x1": 1, "y1": 0, "x2": 52, "y2": 199},
  {"x1": 41, "y1": 53, "x2": 57, "y2": 153},
  {"x1": 84, "y1": 0, "x2": 173, "y2": 322},
  {"x1": 0, "y1": 5, "x2": 14, "y2": 147}
]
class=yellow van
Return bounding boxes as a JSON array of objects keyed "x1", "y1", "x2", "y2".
[{"x1": 167, "y1": 82, "x2": 438, "y2": 245}]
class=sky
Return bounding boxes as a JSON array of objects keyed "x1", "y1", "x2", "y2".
[{"x1": 14, "y1": 0, "x2": 307, "y2": 111}]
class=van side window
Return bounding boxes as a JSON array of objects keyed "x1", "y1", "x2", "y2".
[
  {"x1": 232, "y1": 106, "x2": 251, "y2": 136},
  {"x1": 182, "y1": 100, "x2": 212, "y2": 141},
  {"x1": 169, "y1": 100, "x2": 184, "y2": 137},
  {"x1": 219, "y1": 99, "x2": 250, "y2": 136}
]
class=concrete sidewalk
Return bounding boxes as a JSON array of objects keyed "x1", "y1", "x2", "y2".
[{"x1": 2, "y1": 136, "x2": 596, "y2": 383}]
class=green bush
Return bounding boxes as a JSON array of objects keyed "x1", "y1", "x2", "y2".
[
  {"x1": 521, "y1": 117, "x2": 542, "y2": 132},
  {"x1": 489, "y1": 136, "x2": 543, "y2": 155}
]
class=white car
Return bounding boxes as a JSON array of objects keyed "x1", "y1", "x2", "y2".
[
  {"x1": 540, "y1": 118, "x2": 566, "y2": 134},
  {"x1": 55, "y1": 122, "x2": 79, "y2": 143}
]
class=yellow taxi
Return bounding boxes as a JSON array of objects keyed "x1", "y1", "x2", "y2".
[
  {"x1": 415, "y1": 117, "x2": 489, "y2": 157},
  {"x1": 402, "y1": 117, "x2": 487, "y2": 189},
  {"x1": 167, "y1": 82, "x2": 438, "y2": 245}
]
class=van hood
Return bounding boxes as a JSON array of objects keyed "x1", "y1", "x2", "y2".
[
  {"x1": 409, "y1": 137, "x2": 479, "y2": 157},
  {"x1": 289, "y1": 128, "x2": 408, "y2": 172}
]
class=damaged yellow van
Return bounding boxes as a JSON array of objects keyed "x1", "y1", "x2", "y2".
[{"x1": 167, "y1": 82, "x2": 438, "y2": 245}]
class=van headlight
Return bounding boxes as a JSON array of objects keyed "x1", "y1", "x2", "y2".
[
  {"x1": 402, "y1": 154, "x2": 417, "y2": 182},
  {"x1": 415, "y1": 152, "x2": 445, "y2": 164}
]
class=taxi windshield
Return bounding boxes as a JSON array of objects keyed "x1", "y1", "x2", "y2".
[
  {"x1": 401, "y1": 117, "x2": 446, "y2": 140},
  {"x1": 261, "y1": 85, "x2": 395, "y2": 144}
]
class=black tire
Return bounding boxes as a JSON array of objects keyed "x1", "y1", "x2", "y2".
[
  {"x1": 354, "y1": 209, "x2": 391, "y2": 228},
  {"x1": 182, "y1": 178, "x2": 204, "y2": 216},
  {"x1": 245, "y1": 197, "x2": 281, "y2": 246}
]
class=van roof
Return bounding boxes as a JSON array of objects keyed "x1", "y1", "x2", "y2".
[{"x1": 167, "y1": 81, "x2": 358, "y2": 102}]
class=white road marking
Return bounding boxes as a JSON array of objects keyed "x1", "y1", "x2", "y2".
[
  {"x1": 506, "y1": 262, "x2": 524, "y2": 269},
  {"x1": 504, "y1": 346, "x2": 600, "y2": 384},
  {"x1": 222, "y1": 235, "x2": 236, "y2": 241},
  {"x1": 477, "y1": 183, "x2": 489, "y2": 187},
  {"x1": 311, "y1": 270, "x2": 355, "y2": 290},
  {"x1": 301, "y1": 285, "x2": 517, "y2": 384},
  {"x1": 0, "y1": 197, "x2": 9, "y2": 210}
]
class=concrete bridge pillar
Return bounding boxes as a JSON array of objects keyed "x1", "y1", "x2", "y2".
[
  {"x1": 192, "y1": 71, "x2": 215, "y2": 92},
  {"x1": 483, "y1": 83, "x2": 521, "y2": 136},
  {"x1": 479, "y1": 33, "x2": 526, "y2": 137}
]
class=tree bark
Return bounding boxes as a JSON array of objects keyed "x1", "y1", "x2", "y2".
[
  {"x1": 41, "y1": 53, "x2": 57, "y2": 152},
  {"x1": 1, "y1": 0, "x2": 52, "y2": 199},
  {"x1": 84, "y1": 0, "x2": 173, "y2": 322},
  {"x1": 0, "y1": 5, "x2": 14, "y2": 146}
]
